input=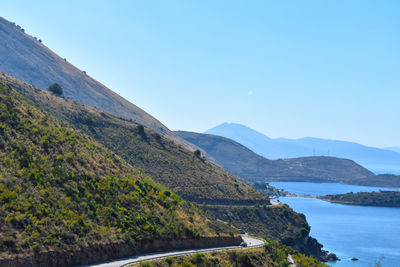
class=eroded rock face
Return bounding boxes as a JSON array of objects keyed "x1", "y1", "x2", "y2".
[
  {"x1": 0, "y1": 236, "x2": 242, "y2": 267},
  {"x1": 320, "y1": 251, "x2": 340, "y2": 262},
  {"x1": 291, "y1": 235, "x2": 326, "y2": 261},
  {"x1": 205, "y1": 204, "x2": 327, "y2": 261}
]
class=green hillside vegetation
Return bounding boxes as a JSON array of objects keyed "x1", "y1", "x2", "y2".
[
  {"x1": 203, "y1": 204, "x2": 324, "y2": 257},
  {"x1": 0, "y1": 82, "x2": 234, "y2": 260},
  {"x1": 131, "y1": 241, "x2": 327, "y2": 267},
  {"x1": 0, "y1": 74, "x2": 327, "y2": 261},
  {"x1": 204, "y1": 205, "x2": 309, "y2": 243},
  {"x1": 320, "y1": 191, "x2": 400, "y2": 207},
  {"x1": 175, "y1": 131, "x2": 380, "y2": 185},
  {"x1": 0, "y1": 73, "x2": 267, "y2": 204}
]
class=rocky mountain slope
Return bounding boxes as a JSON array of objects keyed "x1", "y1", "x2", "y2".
[
  {"x1": 1, "y1": 73, "x2": 267, "y2": 205},
  {"x1": 204, "y1": 204, "x2": 325, "y2": 258},
  {"x1": 0, "y1": 16, "x2": 192, "y2": 149},
  {"x1": 176, "y1": 131, "x2": 375, "y2": 184},
  {"x1": 0, "y1": 73, "x2": 328, "y2": 260},
  {"x1": 0, "y1": 17, "x2": 329, "y2": 260},
  {"x1": 0, "y1": 78, "x2": 238, "y2": 266}
]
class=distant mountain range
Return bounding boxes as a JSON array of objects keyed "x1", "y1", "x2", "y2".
[
  {"x1": 385, "y1": 147, "x2": 400, "y2": 153},
  {"x1": 175, "y1": 131, "x2": 399, "y2": 187},
  {"x1": 206, "y1": 123, "x2": 400, "y2": 174}
]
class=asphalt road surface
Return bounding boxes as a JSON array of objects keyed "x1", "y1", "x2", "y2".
[{"x1": 83, "y1": 235, "x2": 264, "y2": 267}]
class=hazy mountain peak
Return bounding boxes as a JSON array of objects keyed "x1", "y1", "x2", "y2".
[
  {"x1": 205, "y1": 123, "x2": 273, "y2": 153},
  {"x1": 385, "y1": 147, "x2": 400, "y2": 153},
  {"x1": 176, "y1": 131, "x2": 375, "y2": 184},
  {"x1": 205, "y1": 122, "x2": 400, "y2": 174},
  {"x1": 207, "y1": 122, "x2": 271, "y2": 139}
]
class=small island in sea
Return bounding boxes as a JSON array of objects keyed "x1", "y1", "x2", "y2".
[{"x1": 319, "y1": 190, "x2": 400, "y2": 207}]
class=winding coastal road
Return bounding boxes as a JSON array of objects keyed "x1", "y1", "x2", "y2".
[{"x1": 82, "y1": 235, "x2": 264, "y2": 267}]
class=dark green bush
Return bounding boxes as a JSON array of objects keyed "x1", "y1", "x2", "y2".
[
  {"x1": 192, "y1": 252, "x2": 205, "y2": 264},
  {"x1": 194, "y1": 150, "x2": 201, "y2": 157},
  {"x1": 47, "y1": 83, "x2": 63, "y2": 96}
]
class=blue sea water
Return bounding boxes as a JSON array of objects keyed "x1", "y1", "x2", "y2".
[
  {"x1": 271, "y1": 182, "x2": 400, "y2": 267},
  {"x1": 269, "y1": 181, "x2": 399, "y2": 196}
]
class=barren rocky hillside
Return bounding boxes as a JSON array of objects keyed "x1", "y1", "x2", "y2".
[{"x1": 0, "y1": 16, "x2": 192, "y2": 149}]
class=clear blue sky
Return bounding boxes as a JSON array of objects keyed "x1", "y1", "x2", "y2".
[{"x1": 3, "y1": 1, "x2": 400, "y2": 148}]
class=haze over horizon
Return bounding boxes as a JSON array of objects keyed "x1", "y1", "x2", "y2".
[
  {"x1": 2, "y1": 0, "x2": 400, "y2": 148},
  {"x1": 205, "y1": 122, "x2": 400, "y2": 150}
]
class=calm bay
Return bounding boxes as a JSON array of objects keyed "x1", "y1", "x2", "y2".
[{"x1": 270, "y1": 182, "x2": 400, "y2": 267}]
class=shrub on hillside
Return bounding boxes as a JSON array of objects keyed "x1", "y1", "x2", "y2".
[{"x1": 47, "y1": 83, "x2": 63, "y2": 96}]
